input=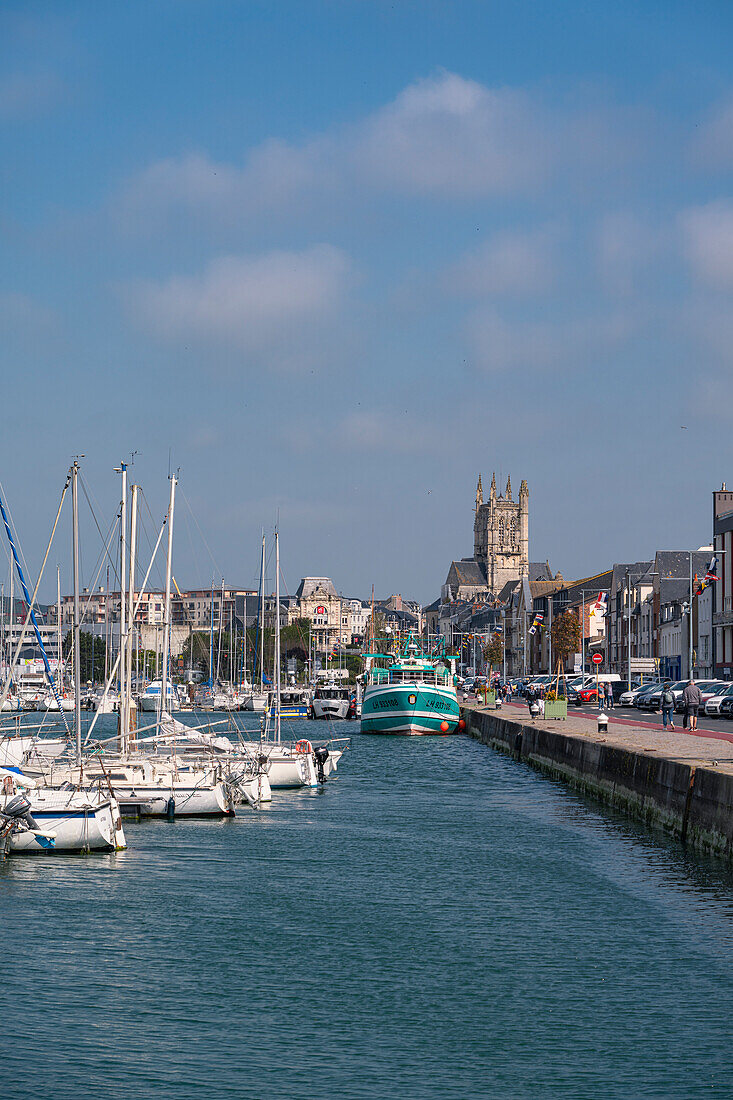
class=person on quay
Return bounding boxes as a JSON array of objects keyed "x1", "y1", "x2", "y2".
[
  {"x1": 660, "y1": 681, "x2": 675, "y2": 730},
  {"x1": 682, "y1": 679, "x2": 702, "y2": 732},
  {"x1": 606, "y1": 682, "x2": 614, "y2": 709},
  {"x1": 597, "y1": 682, "x2": 606, "y2": 710}
]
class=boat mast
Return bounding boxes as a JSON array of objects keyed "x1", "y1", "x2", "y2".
[
  {"x1": 216, "y1": 577, "x2": 224, "y2": 685},
  {"x1": 258, "y1": 532, "x2": 265, "y2": 692},
  {"x1": 208, "y1": 580, "x2": 214, "y2": 689},
  {"x1": 159, "y1": 474, "x2": 176, "y2": 725},
  {"x1": 71, "y1": 460, "x2": 82, "y2": 765},
  {"x1": 104, "y1": 564, "x2": 110, "y2": 688},
  {"x1": 56, "y1": 565, "x2": 62, "y2": 694},
  {"x1": 275, "y1": 528, "x2": 281, "y2": 744},
  {"x1": 118, "y1": 462, "x2": 128, "y2": 750},
  {"x1": 125, "y1": 483, "x2": 138, "y2": 747}
]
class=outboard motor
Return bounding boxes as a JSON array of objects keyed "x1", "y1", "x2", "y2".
[
  {"x1": 314, "y1": 745, "x2": 330, "y2": 784},
  {"x1": 2, "y1": 793, "x2": 40, "y2": 831}
]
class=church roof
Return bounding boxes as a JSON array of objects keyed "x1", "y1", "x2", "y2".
[
  {"x1": 528, "y1": 562, "x2": 554, "y2": 582},
  {"x1": 446, "y1": 559, "x2": 487, "y2": 586}
]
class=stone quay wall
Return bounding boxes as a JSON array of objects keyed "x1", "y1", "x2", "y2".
[{"x1": 462, "y1": 706, "x2": 733, "y2": 861}]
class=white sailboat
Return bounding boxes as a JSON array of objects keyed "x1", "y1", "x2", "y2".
[
  {"x1": 242, "y1": 531, "x2": 346, "y2": 788},
  {"x1": 0, "y1": 461, "x2": 127, "y2": 854}
]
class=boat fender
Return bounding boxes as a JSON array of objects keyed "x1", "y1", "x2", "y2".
[
  {"x1": 166, "y1": 797, "x2": 176, "y2": 820},
  {"x1": 458, "y1": 718, "x2": 466, "y2": 730},
  {"x1": 295, "y1": 739, "x2": 313, "y2": 755},
  {"x1": 440, "y1": 721, "x2": 450, "y2": 733}
]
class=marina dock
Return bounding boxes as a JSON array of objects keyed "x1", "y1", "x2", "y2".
[{"x1": 462, "y1": 702, "x2": 733, "y2": 860}]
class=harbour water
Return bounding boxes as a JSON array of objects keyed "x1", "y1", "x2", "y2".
[{"x1": 3, "y1": 714, "x2": 733, "y2": 1098}]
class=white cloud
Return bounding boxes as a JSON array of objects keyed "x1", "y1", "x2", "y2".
[
  {"x1": 129, "y1": 244, "x2": 352, "y2": 369},
  {"x1": 448, "y1": 226, "x2": 557, "y2": 297},
  {"x1": 596, "y1": 212, "x2": 662, "y2": 296},
  {"x1": 681, "y1": 201, "x2": 733, "y2": 290},
  {"x1": 352, "y1": 73, "x2": 549, "y2": 198},
  {"x1": 117, "y1": 71, "x2": 644, "y2": 230},
  {"x1": 466, "y1": 307, "x2": 636, "y2": 373}
]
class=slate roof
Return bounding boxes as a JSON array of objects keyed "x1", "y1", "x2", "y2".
[
  {"x1": 446, "y1": 559, "x2": 488, "y2": 586},
  {"x1": 659, "y1": 577, "x2": 689, "y2": 604},
  {"x1": 654, "y1": 550, "x2": 709, "y2": 579},
  {"x1": 528, "y1": 562, "x2": 554, "y2": 582},
  {"x1": 295, "y1": 577, "x2": 338, "y2": 599}
]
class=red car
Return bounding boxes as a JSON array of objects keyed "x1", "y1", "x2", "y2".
[{"x1": 577, "y1": 686, "x2": 599, "y2": 703}]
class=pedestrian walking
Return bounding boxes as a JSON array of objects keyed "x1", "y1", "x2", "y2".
[
  {"x1": 597, "y1": 682, "x2": 606, "y2": 710},
  {"x1": 660, "y1": 682, "x2": 675, "y2": 730},
  {"x1": 606, "y1": 682, "x2": 614, "y2": 709},
  {"x1": 682, "y1": 679, "x2": 702, "y2": 731}
]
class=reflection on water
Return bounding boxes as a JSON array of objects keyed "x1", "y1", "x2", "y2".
[{"x1": 2, "y1": 715, "x2": 732, "y2": 1099}]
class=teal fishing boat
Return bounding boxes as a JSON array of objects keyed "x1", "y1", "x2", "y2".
[{"x1": 361, "y1": 638, "x2": 460, "y2": 736}]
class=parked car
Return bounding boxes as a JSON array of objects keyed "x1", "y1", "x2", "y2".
[
  {"x1": 618, "y1": 681, "x2": 653, "y2": 706},
  {"x1": 674, "y1": 681, "x2": 726, "y2": 713},
  {"x1": 639, "y1": 680, "x2": 687, "y2": 712},
  {"x1": 704, "y1": 683, "x2": 733, "y2": 716},
  {"x1": 629, "y1": 682, "x2": 665, "y2": 708}
]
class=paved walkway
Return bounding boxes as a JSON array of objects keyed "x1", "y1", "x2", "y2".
[{"x1": 462, "y1": 697, "x2": 733, "y2": 775}]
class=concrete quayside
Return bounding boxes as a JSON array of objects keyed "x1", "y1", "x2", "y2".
[{"x1": 462, "y1": 701, "x2": 733, "y2": 860}]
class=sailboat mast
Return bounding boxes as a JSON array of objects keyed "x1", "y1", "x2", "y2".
[
  {"x1": 209, "y1": 581, "x2": 214, "y2": 687},
  {"x1": 56, "y1": 565, "x2": 62, "y2": 694},
  {"x1": 160, "y1": 474, "x2": 176, "y2": 723},
  {"x1": 118, "y1": 462, "x2": 128, "y2": 749},
  {"x1": 258, "y1": 532, "x2": 265, "y2": 692},
  {"x1": 125, "y1": 483, "x2": 138, "y2": 746},
  {"x1": 275, "y1": 529, "x2": 281, "y2": 744},
  {"x1": 71, "y1": 460, "x2": 82, "y2": 765}
]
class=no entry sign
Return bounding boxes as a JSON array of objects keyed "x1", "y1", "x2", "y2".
[{"x1": 592, "y1": 653, "x2": 603, "y2": 665}]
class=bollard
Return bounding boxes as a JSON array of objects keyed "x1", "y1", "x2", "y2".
[{"x1": 598, "y1": 711, "x2": 609, "y2": 734}]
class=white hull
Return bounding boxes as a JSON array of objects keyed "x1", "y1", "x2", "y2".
[
  {"x1": 138, "y1": 697, "x2": 179, "y2": 712},
  {"x1": 1, "y1": 790, "x2": 126, "y2": 852},
  {"x1": 0, "y1": 736, "x2": 38, "y2": 766},
  {"x1": 42, "y1": 694, "x2": 76, "y2": 712},
  {"x1": 311, "y1": 699, "x2": 350, "y2": 720},
  {"x1": 242, "y1": 692, "x2": 268, "y2": 712},
  {"x1": 116, "y1": 781, "x2": 230, "y2": 816}
]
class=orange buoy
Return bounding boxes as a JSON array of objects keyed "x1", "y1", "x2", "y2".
[
  {"x1": 458, "y1": 718, "x2": 466, "y2": 730},
  {"x1": 440, "y1": 720, "x2": 450, "y2": 732}
]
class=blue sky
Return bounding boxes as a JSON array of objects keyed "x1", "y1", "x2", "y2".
[{"x1": 2, "y1": 0, "x2": 733, "y2": 602}]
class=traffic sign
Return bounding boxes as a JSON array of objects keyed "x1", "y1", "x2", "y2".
[
  {"x1": 592, "y1": 653, "x2": 603, "y2": 665},
  {"x1": 629, "y1": 658, "x2": 656, "y2": 672}
]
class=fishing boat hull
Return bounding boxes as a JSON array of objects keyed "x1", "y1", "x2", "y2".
[
  {"x1": 361, "y1": 682, "x2": 459, "y2": 735},
  {"x1": 311, "y1": 699, "x2": 350, "y2": 720}
]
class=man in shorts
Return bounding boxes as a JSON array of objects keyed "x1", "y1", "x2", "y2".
[{"x1": 681, "y1": 679, "x2": 702, "y2": 732}]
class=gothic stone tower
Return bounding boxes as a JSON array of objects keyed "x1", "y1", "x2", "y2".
[{"x1": 473, "y1": 473, "x2": 529, "y2": 592}]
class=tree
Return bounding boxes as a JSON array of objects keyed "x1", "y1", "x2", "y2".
[
  {"x1": 63, "y1": 630, "x2": 107, "y2": 682},
  {"x1": 551, "y1": 611, "x2": 580, "y2": 667},
  {"x1": 482, "y1": 635, "x2": 503, "y2": 679}
]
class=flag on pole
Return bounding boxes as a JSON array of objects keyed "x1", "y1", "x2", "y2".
[
  {"x1": 590, "y1": 591, "x2": 607, "y2": 617},
  {"x1": 528, "y1": 612, "x2": 544, "y2": 636}
]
